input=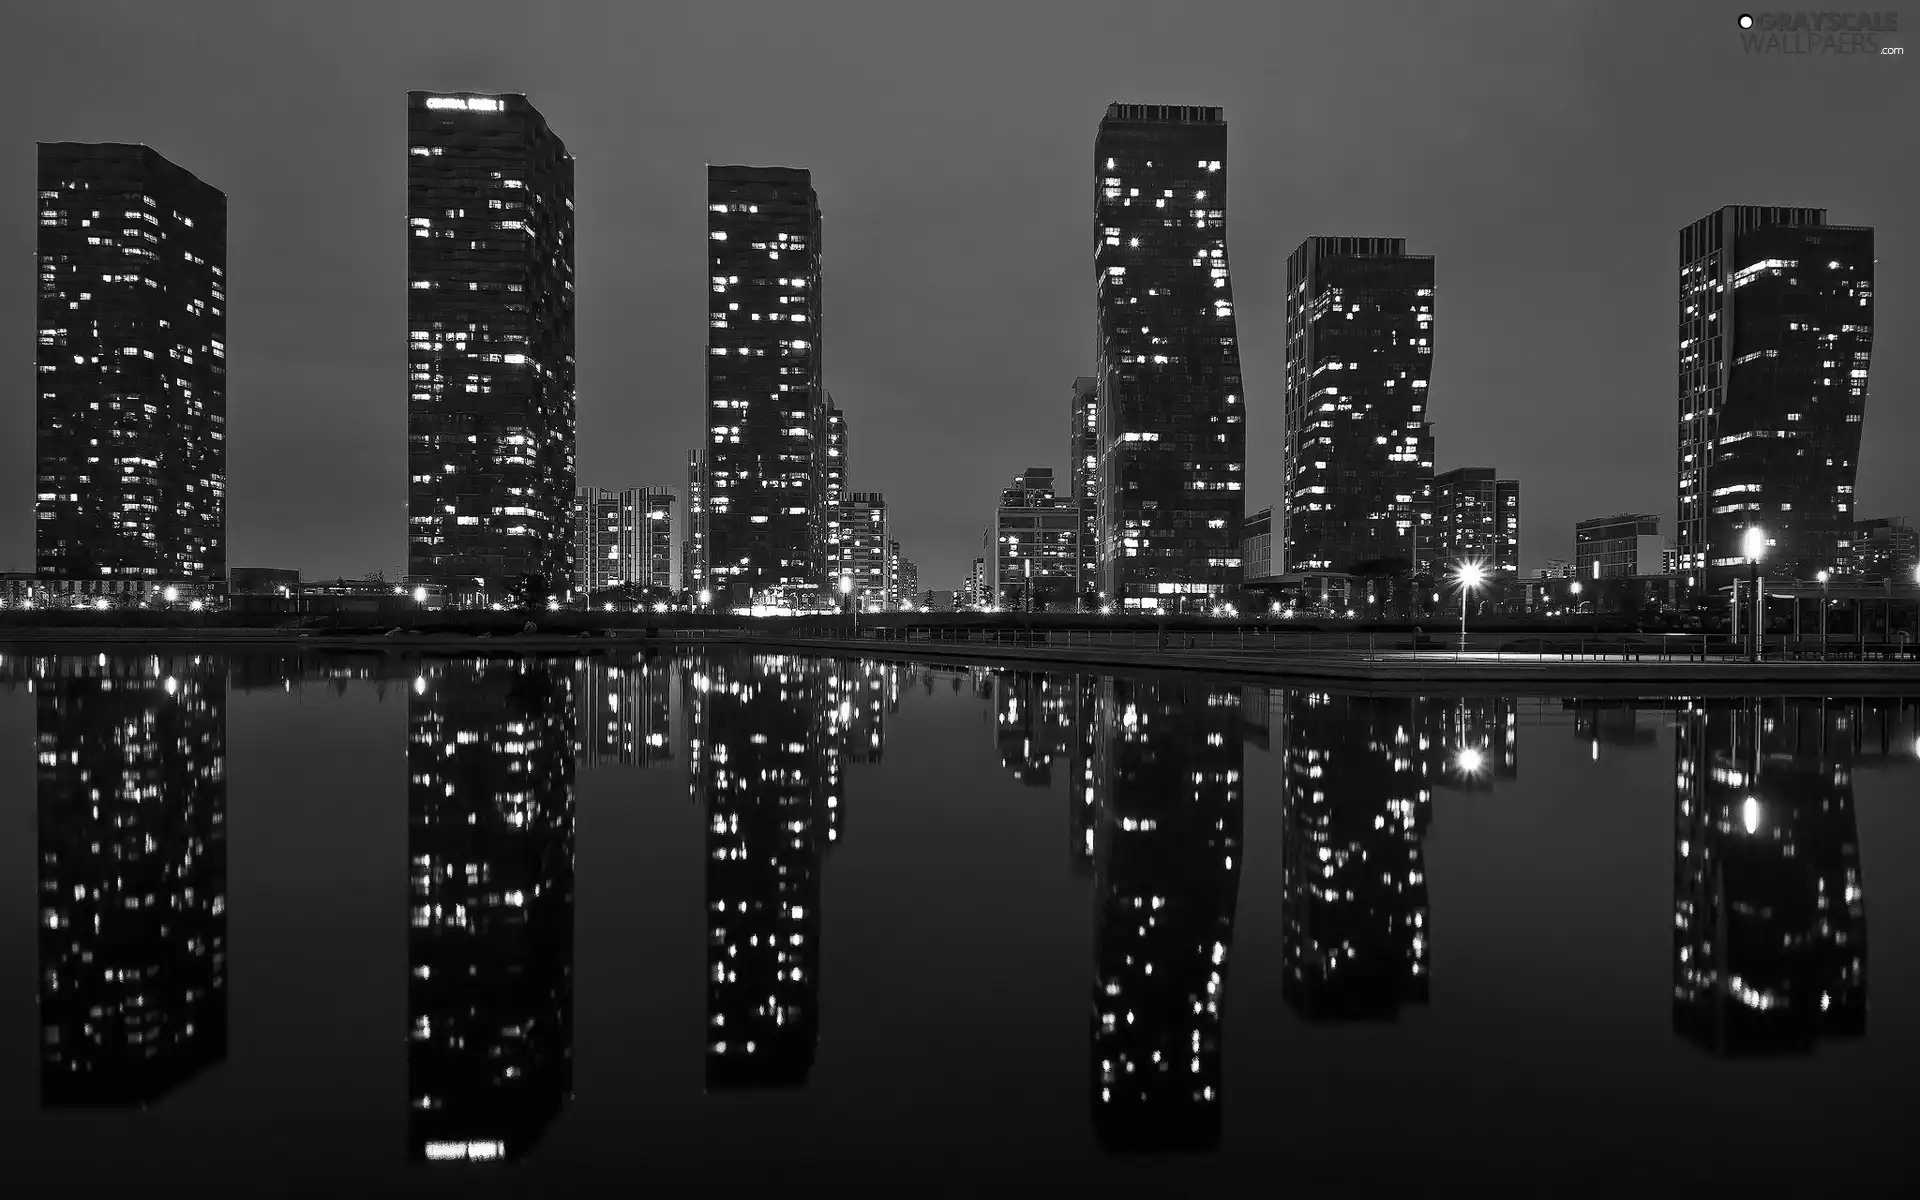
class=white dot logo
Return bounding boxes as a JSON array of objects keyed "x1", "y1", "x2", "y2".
[{"x1": 1738, "y1": 13, "x2": 1754, "y2": 28}]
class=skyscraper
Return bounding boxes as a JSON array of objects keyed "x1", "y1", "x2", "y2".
[
  {"x1": 1283, "y1": 237, "x2": 1435, "y2": 574},
  {"x1": 1433, "y1": 467, "x2": 1519, "y2": 574},
  {"x1": 36, "y1": 143, "x2": 226, "y2": 595},
  {"x1": 684, "y1": 447, "x2": 707, "y2": 598},
  {"x1": 823, "y1": 398, "x2": 849, "y2": 575},
  {"x1": 1677, "y1": 207, "x2": 1874, "y2": 592},
  {"x1": 706, "y1": 167, "x2": 825, "y2": 608},
  {"x1": 406, "y1": 92, "x2": 576, "y2": 606},
  {"x1": 994, "y1": 468, "x2": 1080, "y2": 611},
  {"x1": 1069, "y1": 376, "x2": 1099, "y2": 597},
  {"x1": 1093, "y1": 104, "x2": 1244, "y2": 613}
]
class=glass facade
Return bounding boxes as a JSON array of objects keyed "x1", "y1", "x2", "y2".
[
  {"x1": 36, "y1": 143, "x2": 226, "y2": 589},
  {"x1": 1093, "y1": 105, "x2": 1244, "y2": 613},
  {"x1": 1283, "y1": 236, "x2": 1435, "y2": 574},
  {"x1": 1434, "y1": 467, "x2": 1519, "y2": 574},
  {"x1": 406, "y1": 92, "x2": 576, "y2": 605}
]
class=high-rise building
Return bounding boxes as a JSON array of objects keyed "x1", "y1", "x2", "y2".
[
  {"x1": 1433, "y1": 467, "x2": 1519, "y2": 574},
  {"x1": 684, "y1": 447, "x2": 707, "y2": 598},
  {"x1": 1094, "y1": 104, "x2": 1245, "y2": 613},
  {"x1": 837, "y1": 492, "x2": 888, "y2": 608},
  {"x1": 1677, "y1": 207, "x2": 1873, "y2": 592},
  {"x1": 37, "y1": 656, "x2": 227, "y2": 1105},
  {"x1": 823, "y1": 395, "x2": 849, "y2": 510},
  {"x1": 1070, "y1": 377, "x2": 1099, "y2": 596},
  {"x1": 1283, "y1": 236, "x2": 1435, "y2": 574},
  {"x1": 572, "y1": 486, "x2": 675, "y2": 598},
  {"x1": 36, "y1": 143, "x2": 227, "y2": 594},
  {"x1": 406, "y1": 92, "x2": 576, "y2": 606},
  {"x1": 884, "y1": 539, "x2": 918, "y2": 611},
  {"x1": 409, "y1": 659, "x2": 575, "y2": 1162},
  {"x1": 706, "y1": 166, "x2": 825, "y2": 608},
  {"x1": 1575, "y1": 513, "x2": 1666, "y2": 579}
]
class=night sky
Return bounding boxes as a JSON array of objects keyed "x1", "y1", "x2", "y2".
[{"x1": 3, "y1": 0, "x2": 1913, "y2": 588}]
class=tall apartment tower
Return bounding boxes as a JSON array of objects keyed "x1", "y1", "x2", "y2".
[
  {"x1": 36, "y1": 143, "x2": 227, "y2": 593},
  {"x1": 683, "y1": 447, "x2": 707, "y2": 597},
  {"x1": 406, "y1": 92, "x2": 576, "y2": 606},
  {"x1": 1283, "y1": 237, "x2": 1435, "y2": 574},
  {"x1": 1093, "y1": 104, "x2": 1245, "y2": 613},
  {"x1": 706, "y1": 166, "x2": 825, "y2": 608},
  {"x1": 838, "y1": 492, "x2": 889, "y2": 608},
  {"x1": 1677, "y1": 206, "x2": 1873, "y2": 592},
  {"x1": 1069, "y1": 376, "x2": 1099, "y2": 598}
]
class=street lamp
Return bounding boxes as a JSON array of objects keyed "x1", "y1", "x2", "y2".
[
  {"x1": 1742, "y1": 526, "x2": 1767, "y2": 660},
  {"x1": 1816, "y1": 569, "x2": 1830, "y2": 659},
  {"x1": 1453, "y1": 561, "x2": 1487, "y2": 650},
  {"x1": 839, "y1": 573, "x2": 856, "y2": 637}
]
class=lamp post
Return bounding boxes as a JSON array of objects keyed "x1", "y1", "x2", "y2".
[
  {"x1": 1816, "y1": 569, "x2": 1830, "y2": 660},
  {"x1": 839, "y1": 573, "x2": 855, "y2": 638},
  {"x1": 1742, "y1": 526, "x2": 1766, "y2": 661},
  {"x1": 1454, "y1": 561, "x2": 1486, "y2": 651}
]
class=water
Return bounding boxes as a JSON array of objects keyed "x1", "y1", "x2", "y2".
[{"x1": 2, "y1": 648, "x2": 1916, "y2": 1193}]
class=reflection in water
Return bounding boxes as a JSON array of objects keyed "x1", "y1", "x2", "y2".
[
  {"x1": 408, "y1": 659, "x2": 577, "y2": 1162},
  {"x1": 1673, "y1": 698, "x2": 1867, "y2": 1055},
  {"x1": 36, "y1": 655, "x2": 228, "y2": 1106},
  {"x1": 1280, "y1": 692, "x2": 1433, "y2": 1020},
  {"x1": 575, "y1": 656, "x2": 673, "y2": 769},
  {"x1": 1088, "y1": 679, "x2": 1244, "y2": 1151},
  {"x1": 692, "y1": 656, "x2": 891, "y2": 1089},
  {"x1": 994, "y1": 671, "x2": 1073, "y2": 788}
]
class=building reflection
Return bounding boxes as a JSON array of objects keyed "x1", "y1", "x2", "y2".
[
  {"x1": 408, "y1": 658, "x2": 577, "y2": 1163},
  {"x1": 36, "y1": 655, "x2": 228, "y2": 1106},
  {"x1": 1673, "y1": 698, "x2": 1867, "y2": 1055},
  {"x1": 1279, "y1": 691, "x2": 1433, "y2": 1020},
  {"x1": 1087, "y1": 678, "x2": 1244, "y2": 1151},
  {"x1": 692, "y1": 655, "x2": 861, "y2": 1089},
  {"x1": 575, "y1": 656, "x2": 674, "y2": 769},
  {"x1": 994, "y1": 670, "x2": 1073, "y2": 787}
]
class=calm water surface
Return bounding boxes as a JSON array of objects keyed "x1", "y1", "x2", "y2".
[{"x1": 2, "y1": 648, "x2": 1917, "y2": 1194}]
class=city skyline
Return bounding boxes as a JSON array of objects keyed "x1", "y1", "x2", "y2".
[{"x1": 3, "y1": 2, "x2": 1914, "y2": 593}]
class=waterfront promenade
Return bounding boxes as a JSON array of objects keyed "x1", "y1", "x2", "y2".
[{"x1": 3, "y1": 624, "x2": 1918, "y2": 690}]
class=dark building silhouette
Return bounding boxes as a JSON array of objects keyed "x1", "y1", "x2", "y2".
[
  {"x1": 36, "y1": 144, "x2": 226, "y2": 592},
  {"x1": 408, "y1": 659, "x2": 576, "y2": 1162},
  {"x1": 1280, "y1": 691, "x2": 1433, "y2": 1019},
  {"x1": 1088, "y1": 679, "x2": 1244, "y2": 1151},
  {"x1": 37, "y1": 656, "x2": 227, "y2": 1105},
  {"x1": 692, "y1": 654, "x2": 834, "y2": 1088},
  {"x1": 1093, "y1": 104, "x2": 1245, "y2": 613},
  {"x1": 406, "y1": 92, "x2": 576, "y2": 605},
  {"x1": 1283, "y1": 237, "x2": 1436, "y2": 574},
  {"x1": 704, "y1": 166, "x2": 825, "y2": 608},
  {"x1": 1677, "y1": 207, "x2": 1874, "y2": 592},
  {"x1": 1673, "y1": 698, "x2": 1867, "y2": 1055}
]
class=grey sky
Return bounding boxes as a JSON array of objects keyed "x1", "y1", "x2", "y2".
[{"x1": 3, "y1": 0, "x2": 1913, "y2": 587}]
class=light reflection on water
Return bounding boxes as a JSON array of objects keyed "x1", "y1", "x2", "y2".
[{"x1": 2, "y1": 648, "x2": 1917, "y2": 1189}]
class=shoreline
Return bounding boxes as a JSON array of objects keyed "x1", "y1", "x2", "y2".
[{"x1": 3, "y1": 628, "x2": 1918, "y2": 693}]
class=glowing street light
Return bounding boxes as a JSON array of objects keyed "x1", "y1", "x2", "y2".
[
  {"x1": 162, "y1": 585, "x2": 179, "y2": 604},
  {"x1": 1742, "y1": 526, "x2": 1767, "y2": 660},
  {"x1": 412, "y1": 586, "x2": 428, "y2": 604},
  {"x1": 1455, "y1": 746, "x2": 1486, "y2": 775},
  {"x1": 1453, "y1": 561, "x2": 1487, "y2": 649}
]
